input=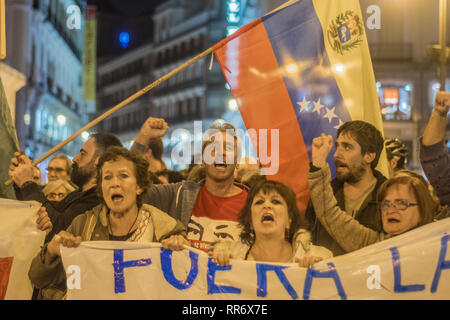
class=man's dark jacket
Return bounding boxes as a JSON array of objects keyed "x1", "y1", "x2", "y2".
[
  {"x1": 305, "y1": 169, "x2": 387, "y2": 256},
  {"x1": 15, "y1": 182, "x2": 100, "y2": 241}
]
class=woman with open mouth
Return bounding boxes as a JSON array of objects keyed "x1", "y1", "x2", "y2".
[
  {"x1": 29, "y1": 146, "x2": 188, "y2": 300},
  {"x1": 308, "y1": 134, "x2": 439, "y2": 253},
  {"x1": 209, "y1": 180, "x2": 333, "y2": 268}
]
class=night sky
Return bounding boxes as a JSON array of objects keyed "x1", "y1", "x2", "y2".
[{"x1": 87, "y1": 0, "x2": 167, "y2": 58}]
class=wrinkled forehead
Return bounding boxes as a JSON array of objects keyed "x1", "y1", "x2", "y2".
[
  {"x1": 54, "y1": 184, "x2": 69, "y2": 193},
  {"x1": 336, "y1": 131, "x2": 359, "y2": 146},
  {"x1": 50, "y1": 158, "x2": 67, "y2": 168},
  {"x1": 204, "y1": 130, "x2": 237, "y2": 146},
  {"x1": 254, "y1": 188, "x2": 283, "y2": 199},
  {"x1": 384, "y1": 183, "x2": 415, "y2": 200},
  {"x1": 101, "y1": 156, "x2": 136, "y2": 173}
]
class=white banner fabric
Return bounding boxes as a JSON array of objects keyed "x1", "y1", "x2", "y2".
[
  {"x1": 61, "y1": 218, "x2": 450, "y2": 300},
  {"x1": 0, "y1": 199, "x2": 44, "y2": 299}
]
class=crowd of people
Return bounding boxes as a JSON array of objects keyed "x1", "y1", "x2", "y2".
[{"x1": 5, "y1": 90, "x2": 450, "y2": 299}]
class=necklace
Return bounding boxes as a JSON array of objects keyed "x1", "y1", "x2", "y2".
[
  {"x1": 108, "y1": 210, "x2": 139, "y2": 239},
  {"x1": 248, "y1": 241, "x2": 293, "y2": 262}
]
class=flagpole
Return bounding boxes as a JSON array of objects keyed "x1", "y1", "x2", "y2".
[
  {"x1": 439, "y1": 0, "x2": 447, "y2": 90},
  {"x1": 5, "y1": 47, "x2": 214, "y2": 186}
]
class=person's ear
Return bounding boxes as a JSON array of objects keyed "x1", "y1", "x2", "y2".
[
  {"x1": 390, "y1": 157, "x2": 398, "y2": 169},
  {"x1": 137, "y1": 187, "x2": 143, "y2": 196},
  {"x1": 364, "y1": 152, "x2": 376, "y2": 165}
]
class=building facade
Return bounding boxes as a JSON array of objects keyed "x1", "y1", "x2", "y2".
[
  {"x1": 361, "y1": 0, "x2": 450, "y2": 170},
  {"x1": 96, "y1": 42, "x2": 153, "y2": 149},
  {"x1": 148, "y1": 0, "x2": 270, "y2": 169},
  {"x1": 4, "y1": 0, "x2": 89, "y2": 181}
]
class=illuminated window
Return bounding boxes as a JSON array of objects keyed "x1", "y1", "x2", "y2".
[{"x1": 377, "y1": 83, "x2": 412, "y2": 120}]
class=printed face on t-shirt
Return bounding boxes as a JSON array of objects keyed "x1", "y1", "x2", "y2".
[{"x1": 187, "y1": 216, "x2": 242, "y2": 252}]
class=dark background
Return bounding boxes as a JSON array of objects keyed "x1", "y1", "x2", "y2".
[{"x1": 87, "y1": 0, "x2": 166, "y2": 59}]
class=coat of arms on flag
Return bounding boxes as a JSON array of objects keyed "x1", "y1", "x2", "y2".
[{"x1": 327, "y1": 10, "x2": 364, "y2": 55}]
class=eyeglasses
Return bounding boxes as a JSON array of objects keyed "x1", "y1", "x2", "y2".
[
  {"x1": 380, "y1": 199, "x2": 418, "y2": 211},
  {"x1": 47, "y1": 192, "x2": 66, "y2": 201},
  {"x1": 46, "y1": 167, "x2": 65, "y2": 173}
]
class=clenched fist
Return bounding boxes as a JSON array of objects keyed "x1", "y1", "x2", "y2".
[
  {"x1": 135, "y1": 117, "x2": 169, "y2": 146},
  {"x1": 434, "y1": 91, "x2": 450, "y2": 118},
  {"x1": 311, "y1": 133, "x2": 333, "y2": 168}
]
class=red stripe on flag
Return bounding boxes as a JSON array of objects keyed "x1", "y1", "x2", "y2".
[
  {"x1": 214, "y1": 22, "x2": 310, "y2": 214},
  {"x1": 0, "y1": 257, "x2": 13, "y2": 300}
]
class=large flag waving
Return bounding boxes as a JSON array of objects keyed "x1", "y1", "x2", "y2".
[{"x1": 213, "y1": 0, "x2": 387, "y2": 213}]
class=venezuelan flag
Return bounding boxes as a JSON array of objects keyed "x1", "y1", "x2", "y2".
[{"x1": 213, "y1": 0, "x2": 387, "y2": 213}]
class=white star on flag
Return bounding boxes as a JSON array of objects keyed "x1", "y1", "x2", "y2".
[
  {"x1": 312, "y1": 99, "x2": 324, "y2": 115},
  {"x1": 297, "y1": 97, "x2": 311, "y2": 113},
  {"x1": 323, "y1": 106, "x2": 338, "y2": 124},
  {"x1": 334, "y1": 118, "x2": 344, "y2": 129}
]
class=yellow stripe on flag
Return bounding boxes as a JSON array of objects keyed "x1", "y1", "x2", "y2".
[
  {"x1": 313, "y1": 0, "x2": 389, "y2": 177},
  {"x1": 0, "y1": 0, "x2": 6, "y2": 60}
]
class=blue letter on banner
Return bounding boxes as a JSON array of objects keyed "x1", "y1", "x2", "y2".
[
  {"x1": 207, "y1": 258, "x2": 241, "y2": 295},
  {"x1": 112, "y1": 249, "x2": 152, "y2": 294},
  {"x1": 160, "y1": 248, "x2": 199, "y2": 290},
  {"x1": 256, "y1": 263, "x2": 298, "y2": 300},
  {"x1": 303, "y1": 263, "x2": 347, "y2": 300},
  {"x1": 431, "y1": 233, "x2": 450, "y2": 293},
  {"x1": 390, "y1": 247, "x2": 425, "y2": 293}
]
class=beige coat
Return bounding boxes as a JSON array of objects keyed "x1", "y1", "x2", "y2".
[{"x1": 28, "y1": 203, "x2": 186, "y2": 300}]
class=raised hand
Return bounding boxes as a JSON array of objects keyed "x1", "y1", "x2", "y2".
[
  {"x1": 8, "y1": 152, "x2": 35, "y2": 187},
  {"x1": 434, "y1": 91, "x2": 450, "y2": 117},
  {"x1": 311, "y1": 133, "x2": 333, "y2": 168},
  {"x1": 135, "y1": 117, "x2": 169, "y2": 146}
]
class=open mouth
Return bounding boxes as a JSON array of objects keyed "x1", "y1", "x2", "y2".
[
  {"x1": 261, "y1": 213, "x2": 274, "y2": 223},
  {"x1": 335, "y1": 161, "x2": 347, "y2": 169},
  {"x1": 111, "y1": 193, "x2": 124, "y2": 202},
  {"x1": 214, "y1": 163, "x2": 228, "y2": 169},
  {"x1": 387, "y1": 218, "x2": 400, "y2": 223}
]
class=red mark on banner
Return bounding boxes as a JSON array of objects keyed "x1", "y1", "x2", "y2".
[{"x1": 0, "y1": 257, "x2": 14, "y2": 300}]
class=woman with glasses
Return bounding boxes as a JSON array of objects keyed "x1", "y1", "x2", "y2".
[
  {"x1": 43, "y1": 179, "x2": 77, "y2": 202},
  {"x1": 307, "y1": 134, "x2": 438, "y2": 253}
]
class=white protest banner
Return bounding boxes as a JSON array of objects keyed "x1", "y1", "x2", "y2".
[
  {"x1": 62, "y1": 218, "x2": 450, "y2": 300},
  {"x1": 0, "y1": 199, "x2": 45, "y2": 300}
]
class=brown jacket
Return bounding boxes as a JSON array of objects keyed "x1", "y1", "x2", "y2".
[{"x1": 28, "y1": 203, "x2": 186, "y2": 300}]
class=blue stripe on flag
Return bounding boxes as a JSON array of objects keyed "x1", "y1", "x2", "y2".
[{"x1": 262, "y1": 0, "x2": 352, "y2": 175}]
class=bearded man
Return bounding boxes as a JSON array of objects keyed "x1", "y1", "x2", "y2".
[
  {"x1": 9, "y1": 133, "x2": 122, "y2": 240},
  {"x1": 305, "y1": 121, "x2": 386, "y2": 256}
]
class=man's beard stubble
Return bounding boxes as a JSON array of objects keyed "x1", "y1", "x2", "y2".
[
  {"x1": 71, "y1": 161, "x2": 96, "y2": 190},
  {"x1": 335, "y1": 160, "x2": 367, "y2": 184}
]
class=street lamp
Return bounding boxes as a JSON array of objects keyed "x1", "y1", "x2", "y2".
[
  {"x1": 56, "y1": 114, "x2": 66, "y2": 126},
  {"x1": 81, "y1": 131, "x2": 89, "y2": 142}
]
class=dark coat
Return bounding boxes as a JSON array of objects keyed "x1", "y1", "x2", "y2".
[{"x1": 16, "y1": 182, "x2": 100, "y2": 241}]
